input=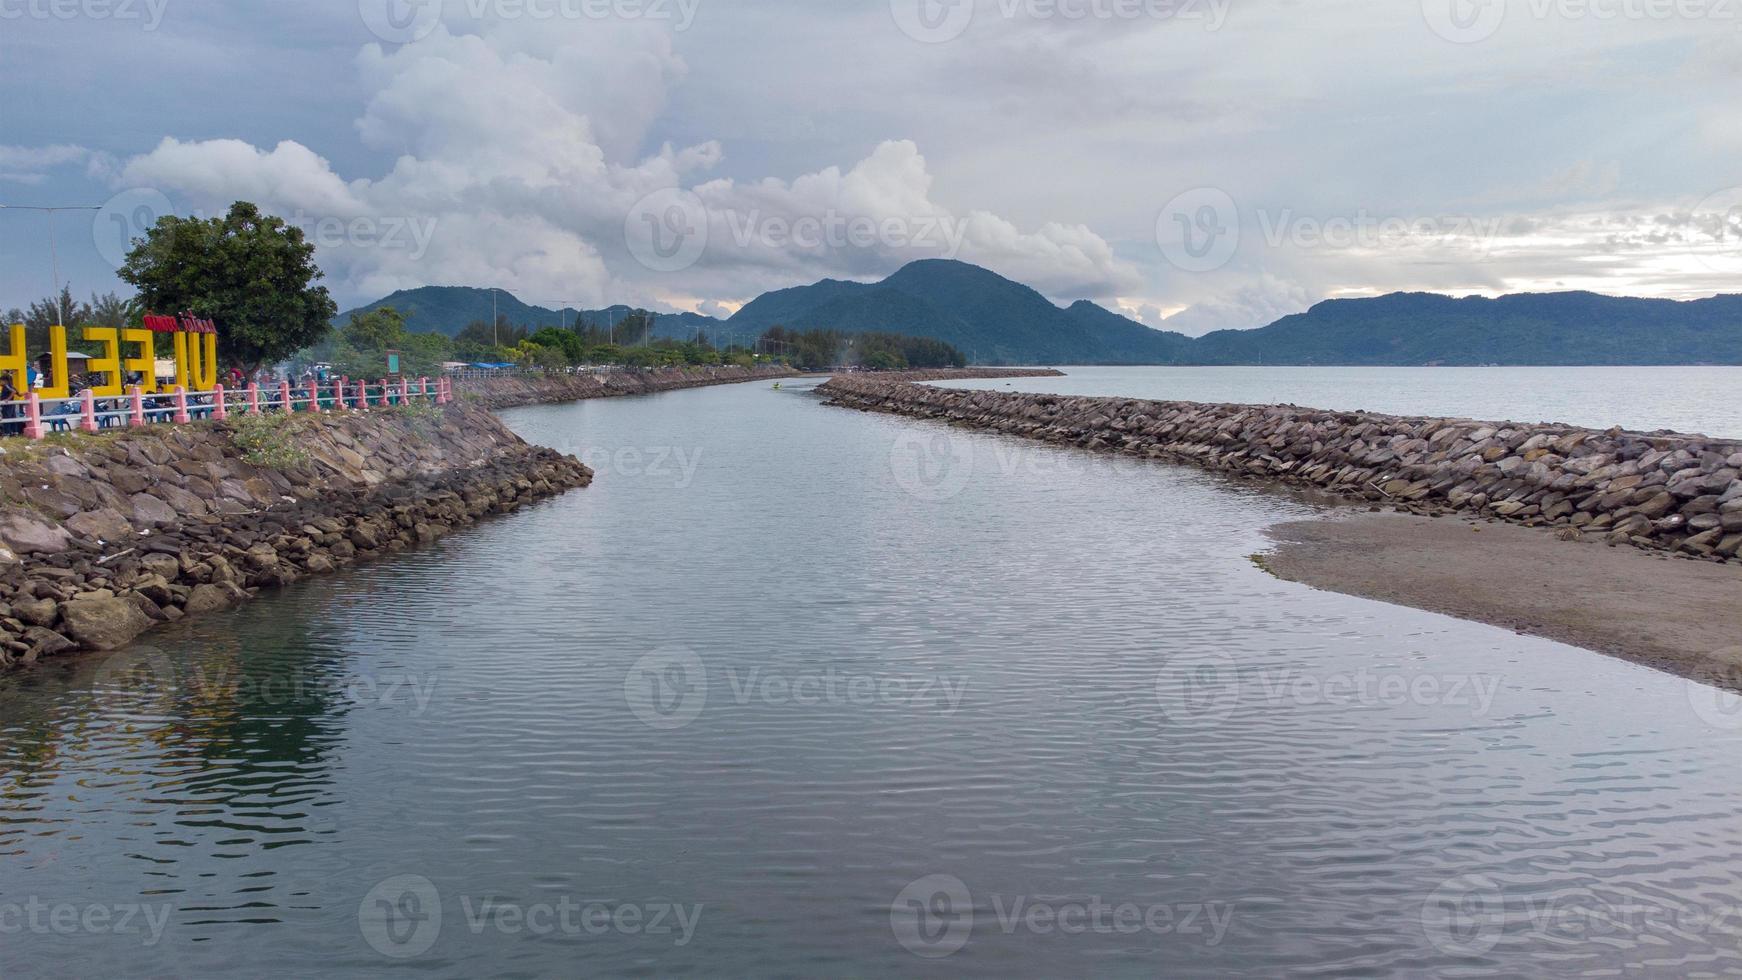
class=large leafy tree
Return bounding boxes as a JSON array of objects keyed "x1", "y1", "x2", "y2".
[{"x1": 118, "y1": 201, "x2": 337, "y2": 372}]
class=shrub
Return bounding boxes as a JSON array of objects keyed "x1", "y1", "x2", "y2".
[{"x1": 229, "y1": 412, "x2": 309, "y2": 468}]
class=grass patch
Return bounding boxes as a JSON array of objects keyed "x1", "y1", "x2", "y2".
[
  {"x1": 1247, "y1": 552, "x2": 1276, "y2": 576},
  {"x1": 229, "y1": 412, "x2": 309, "y2": 468}
]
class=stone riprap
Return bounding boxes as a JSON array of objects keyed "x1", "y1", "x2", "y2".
[
  {"x1": 0, "y1": 403, "x2": 592, "y2": 666},
  {"x1": 455, "y1": 364, "x2": 800, "y2": 409},
  {"x1": 820, "y1": 376, "x2": 1742, "y2": 561}
]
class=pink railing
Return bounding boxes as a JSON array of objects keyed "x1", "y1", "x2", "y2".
[{"x1": 0, "y1": 376, "x2": 448, "y2": 441}]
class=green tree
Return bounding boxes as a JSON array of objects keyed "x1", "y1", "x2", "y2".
[
  {"x1": 117, "y1": 201, "x2": 338, "y2": 372},
  {"x1": 342, "y1": 306, "x2": 408, "y2": 351}
]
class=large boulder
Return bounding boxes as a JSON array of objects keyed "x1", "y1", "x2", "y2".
[
  {"x1": 182, "y1": 584, "x2": 236, "y2": 617},
  {"x1": 58, "y1": 597, "x2": 153, "y2": 651},
  {"x1": 65, "y1": 507, "x2": 136, "y2": 544},
  {"x1": 0, "y1": 513, "x2": 71, "y2": 555}
]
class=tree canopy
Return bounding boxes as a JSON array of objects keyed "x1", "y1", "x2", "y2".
[{"x1": 117, "y1": 201, "x2": 338, "y2": 371}]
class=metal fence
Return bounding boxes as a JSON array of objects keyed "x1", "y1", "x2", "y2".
[{"x1": 0, "y1": 376, "x2": 451, "y2": 440}]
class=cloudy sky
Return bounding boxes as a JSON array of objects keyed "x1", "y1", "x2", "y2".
[{"x1": 1, "y1": 0, "x2": 1739, "y2": 334}]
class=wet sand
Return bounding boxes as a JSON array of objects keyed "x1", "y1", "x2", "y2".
[{"x1": 1262, "y1": 512, "x2": 1742, "y2": 690}]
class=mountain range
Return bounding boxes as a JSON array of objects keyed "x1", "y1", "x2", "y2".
[{"x1": 338, "y1": 259, "x2": 1742, "y2": 365}]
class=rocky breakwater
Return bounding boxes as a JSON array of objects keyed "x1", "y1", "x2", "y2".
[
  {"x1": 456, "y1": 364, "x2": 799, "y2": 409},
  {"x1": 0, "y1": 403, "x2": 591, "y2": 667},
  {"x1": 820, "y1": 376, "x2": 1742, "y2": 561},
  {"x1": 837, "y1": 367, "x2": 1067, "y2": 383}
]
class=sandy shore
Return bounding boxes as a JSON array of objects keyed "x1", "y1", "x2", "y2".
[{"x1": 1262, "y1": 510, "x2": 1742, "y2": 690}]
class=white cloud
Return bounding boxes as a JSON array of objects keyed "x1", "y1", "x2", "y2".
[
  {"x1": 106, "y1": 21, "x2": 1139, "y2": 315},
  {"x1": 0, "y1": 144, "x2": 89, "y2": 184}
]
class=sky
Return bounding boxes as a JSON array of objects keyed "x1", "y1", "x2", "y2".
[{"x1": 0, "y1": 0, "x2": 1739, "y2": 334}]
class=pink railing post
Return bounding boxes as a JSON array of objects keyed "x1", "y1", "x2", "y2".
[
  {"x1": 355, "y1": 382, "x2": 367, "y2": 411},
  {"x1": 247, "y1": 382, "x2": 260, "y2": 414},
  {"x1": 128, "y1": 385, "x2": 146, "y2": 427},
  {"x1": 306, "y1": 379, "x2": 321, "y2": 412},
  {"x1": 279, "y1": 380, "x2": 293, "y2": 414},
  {"x1": 400, "y1": 377, "x2": 410, "y2": 403},
  {"x1": 23, "y1": 391, "x2": 43, "y2": 440},
  {"x1": 436, "y1": 377, "x2": 449, "y2": 405},
  {"x1": 335, "y1": 379, "x2": 347, "y2": 411},
  {"x1": 213, "y1": 384, "x2": 228, "y2": 421},
  {"x1": 420, "y1": 377, "x2": 429, "y2": 401},
  {"x1": 173, "y1": 386, "x2": 190, "y2": 424},
  {"x1": 79, "y1": 389, "x2": 99, "y2": 433},
  {"x1": 378, "y1": 381, "x2": 392, "y2": 408}
]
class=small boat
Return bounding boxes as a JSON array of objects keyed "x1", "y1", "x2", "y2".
[{"x1": 771, "y1": 382, "x2": 783, "y2": 390}]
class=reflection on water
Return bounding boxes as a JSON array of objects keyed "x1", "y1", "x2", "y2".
[{"x1": 4, "y1": 377, "x2": 1742, "y2": 976}]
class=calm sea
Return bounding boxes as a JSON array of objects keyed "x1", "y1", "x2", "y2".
[{"x1": 3, "y1": 370, "x2": 1740, "y2": 976}]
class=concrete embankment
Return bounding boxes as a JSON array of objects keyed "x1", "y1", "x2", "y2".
[
  {"x1": 0, "y1": 403, "x2": 591, "y2": 666},
  {"x1": 819, "y1": 376, "x2": 1742, "y2": 561},
  {"x1": 456, "y1": 364, "x2": 800, "y2": 409}
]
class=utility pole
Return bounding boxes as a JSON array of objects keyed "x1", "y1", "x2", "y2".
[
  {"x1": 492, "y1": 288, "x2": 498, "y2": 347},
  {"x1": 0, "y1": 204, "x2": 102, "y2": 325}
]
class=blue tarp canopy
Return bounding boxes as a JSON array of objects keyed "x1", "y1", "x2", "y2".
[{"x1": 469, "y1": 363, "x2": 516, "y2": 369}]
